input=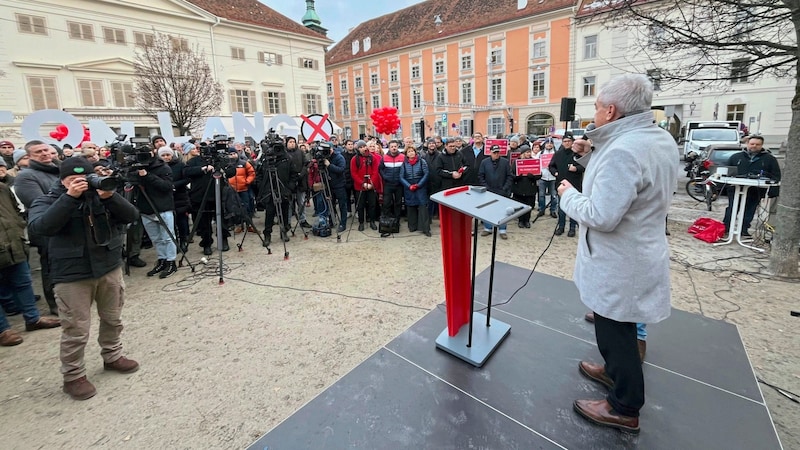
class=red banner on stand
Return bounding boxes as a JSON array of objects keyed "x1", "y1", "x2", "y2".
[
  {"x1": 515, "y1": 159, "x2": 541, "y2": 176},
  {"x1": 484, "y1": 138, "x2": 509, "y2": 156}
]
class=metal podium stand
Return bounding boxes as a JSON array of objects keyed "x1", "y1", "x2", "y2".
[
  {"x1": 430, "y1": 185, "x2": 532, "y2": 367},
  {"x1": 714, "y1": 176, "x2": 780, "y2": 252}
]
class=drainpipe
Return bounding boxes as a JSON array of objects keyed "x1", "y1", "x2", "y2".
[{"x1": 209, "y1": 17, "x2": 221, "y2": 79}]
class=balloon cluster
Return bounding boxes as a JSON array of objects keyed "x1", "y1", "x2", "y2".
[
  {"x1": 49, "y1": 124, "x2": 91, "y2": 145},
  {"x1": 370, "y1": 106, "x2": 400, "y2": 135}
]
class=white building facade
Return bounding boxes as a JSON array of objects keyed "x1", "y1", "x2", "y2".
[{"x1": 0, "y1": 0, "x2": 331, "y2": 142}]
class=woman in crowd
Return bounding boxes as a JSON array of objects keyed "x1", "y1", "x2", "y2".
[{"x1": 399, "y1": 146, "x2": 430, "y2": 237}]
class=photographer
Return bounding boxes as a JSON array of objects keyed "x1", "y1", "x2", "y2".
[
  {"x1": 312, "y1": 142, "x2": 348, "y2": 233},
  {"x1": 285, "y1": 137, "x2": 310, "y2": 228},
  {"x1": 28, "y1": 158, "x2": 141, "y2": 400},
  {"x1": 133, "y1": 145, "x2": 177, "y2": 278},
  {"x1": 183, "y1": 144, "x2": 236, "y2": 255},
  {"x1": 256, "y1": 141, "x2": 294, "y2": 246}
]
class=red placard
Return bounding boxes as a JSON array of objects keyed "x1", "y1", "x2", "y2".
[
  {"x1": 484, "y1": 138, "x2": 509, "y2": 156},
  {"x1": 539, "y1": 152, "x2": 554, "y2": 169},
  {"x1": 516, "y1": 159, "x2": 541, "y2": 176},
  {"x1": 510, "y1": 151, "x2": 520, "y2": 162}
]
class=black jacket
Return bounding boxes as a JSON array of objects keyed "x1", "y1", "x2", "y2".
[
  {"x1": 27, "y1": 185, "x2": 140, "y2": 284},
  {"x1": 433, "y1": 150, "x2": 466, "y2": 191},
  {"x1": 134, "y1": 158, "x2": 174, "y2": 214},
  {"x1": 729, "y1": 149, "x2": 782, "y2": 197},
  {"x1": 342, "y1": 149, "x2": 356, "y2": 187},
  {"x1": 255, "y1": 151, "x2": 294, "y2": 203},
  {"x1": 479, "y1": 157, "x2": 513, "y2": 197},
  {"x1": 512, "y1": 159, "x2": 539, "y2": 197},
  {"x1": 549, "y1": 147, "x2": 585, "y2": 191},
  {"x1": 168, "y1": 159, "x2": 191, "y2": 214},
  {"x1": 421, "y1": 149, "x2": 441, "y2": 193},
  {"x1": 184, "y1": 157, "x2": 236, "y2": 205},
  {"x1": 460, "y1": 145, "x2": 489, "y2": 186},
  {"x1": 286, "y1": 148, "x2": 309, "y2": 192}
]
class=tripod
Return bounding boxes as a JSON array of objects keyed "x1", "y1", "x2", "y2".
[
  {"x1": 257, "y1": 160, "x2": 305, "y2": 259},
  {"x1": 312, "y1": 162, "x2": 343, "y2": 242}
]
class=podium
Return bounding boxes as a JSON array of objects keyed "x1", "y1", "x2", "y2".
[
  {"x1": 714, "y1": 176, "x2": 779, "y2": 252},
  {"x1": 430, "y1": 186, "x2": 532, "y2": 367}
]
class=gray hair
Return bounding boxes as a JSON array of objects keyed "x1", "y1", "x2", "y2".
[{"x1": 597, "y1": 74, "x2": 653, "y2": 117}]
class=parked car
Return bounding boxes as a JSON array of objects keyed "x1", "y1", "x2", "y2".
[{"x1": 700, "y1": 144, "x2": 743, "y2": 173}]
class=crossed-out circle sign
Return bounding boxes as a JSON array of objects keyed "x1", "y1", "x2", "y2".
[{"x1": 300, "y1": 113, "x2": 334, "y2": 142}]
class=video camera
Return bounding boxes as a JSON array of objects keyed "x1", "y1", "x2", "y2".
[
  {"x1": 311, "y1": 141, "x2": 332, "y2": 163},
  {"x1": 259, "y1": 128, "x2": 286, "y2": 167},
  {"x1": 199, "y1": 134, "x2": 231, "y2": 168},
  {"x1": 102, "y1": 134, "x2": 156, "y2": 188}
]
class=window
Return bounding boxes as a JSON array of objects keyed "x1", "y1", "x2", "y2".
[
  {"x1": 78, "y1": 79, "x2": 105, "y2": 107},
  {"x1": 103, "y1": 27, "x2": 126, "y2": 45},
  {"x1": 110, "y1": 81, "x2": 134, "y2": 108},
  {"x1": 584, "y1": 35, "x2": 598, "y2": 60},
  {"x1": 263, "y1": 91, "x2": 286, "y2": 114},
  {"x1": 461, "y1": 55, "x2": 472, "y2": 70},
  {"x1": 532, "y1": 41, "x2": 547, "y2": 58},
  {"x1": 371, "y1": 94, "x2": 380, "y2": 110},
  {"x1": 67, "y1": 22, "x2": 93, "y2": 41},
  {"x1": 363, "y1": 37, "x2": 372, "y2": 51},
  {"x1": 231, "y1": 47, "x2": 245, "y2": 60},
  {"x1": 490, "y1": 78, "x2": 503, "y2": 101},
  {"x1": 435, "y1": 60, "x2": 445, "y2": 75},
  {"x1": 230, "y1": 89, "x2": 256, "y2": 113},
  {"x1": 327, "y1": 82, "x2": 332, "y2": 93},
  {"x1": 390, "y1": 92, "x2": 399, "y2": 109},
  {"x1": 371, "y1": 73, "x2": 379, "y2": 85},
  {"x1": 411, "y1": 65, "x2": 420, "y2": 79},
  {"x1": 340, "y1": 79, "x2": 348, "y2": 91},
  {"x1": 342, "y1": 99, "x2": 350, "y2": 117},
  {"x1": 134, "y1": 32, "x2": 154, "y2": 47},
  {"x1": 488, "y1": 117, "x2": 505, "y2": 136},
  {"x1": 171, "y1": 37, "x2": 189, "y2": 52},
  {"x1": 390, "y1": 70, "x2": 398, "y2": 82},
  {"x1": 303, "y1": 94, "x2": 321, "y2": 115},
  {"x1": 583, "y1": 76, "x2": 596, "y2": 97},
  {"x1": 412, "y1": 121, "x2": 422, "y2": 141},
  {"x1": 647, "y1": 69, "x2": 662, "y2": 91},
  {"x1": 300, "y1": 58, "x2": 319, "y2": 70},
  {"x1": 16, "y1": 14, "x2": 47, "y2": 35},
  {"x1": 731, "y1": 59, "x2": 750, "y2": 83},
  {"x1": 351, "y1": 40, "x2": 360, "y2": 54},
  {"x1": 356, "y1": 98, "x2": 365, "y2": 115},
  {"x1": 459, "y1": 119, "x2": 472, "y2": 137},
  {"x1": 258, "y1": 52, "x2": 283, "y2": 65},
  {"x1": 412, "y1": 89, "x2": 421, "y2": 109},
  {"x1": 328, "y1": 100, "x2": 335, "y2": 118},
  {"x1": 355, "y1": 76, "x2": 362, "y2": 89},
  {"x1": 490, "y1": 49, "x2": 503, "y2": 66},
  {"x1": 435, "y1": 86, "x2": 445, "y2": 104},
  {"x1": 726, "y1": 104, "x2": 745, "y2": 122},
  {"x1": 462, "y1": 82, "x2": 472, "y2": 104},
  {"x1": 532, "y1": 73, "x2": 545, "y2": 97},
  {"x1": 27, "y1": 76, "x2": 59, "y2": 109}
]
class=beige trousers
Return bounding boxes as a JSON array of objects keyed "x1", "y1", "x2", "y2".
[{"x1": 54, "y1": 267, "x2": 125, "y2": 382}]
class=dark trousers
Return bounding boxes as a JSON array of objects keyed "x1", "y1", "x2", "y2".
[
  {"x1": 345, "y1": 184, "x2": 354, "y2": 212},
  {"x1": 723, "y1": 186, "x2": 766, "y2": 234},
  {"x1": 356, "y1": 190, "x2": 378, "y2": 223},
  {"x1": 557, "y1": 206, "x2": 578, "y2": 230},
  {"x1": 191, "y1": 203, "x2": 229, "y2": 247},
  {"x1": 382, "y1": 183, "x2": 403, "y2": 219},
  {"x1": 176, "y1": 211, "x2": 190, "y2": 241},
  {"x1": 514, "y1": 194, "x2": 536, "y2": 223},
  {"x1": 264, "y1": 198, "x2": 290, "y2": 235},
  {"x1": 406, "y1": 204, "x2": 430, "y2": 233},
  {"x1": 594, "y1": 312, "x2": 644, "y2": 417},
  {"x1": 332, "y1": 187, "x2": 348, "y2": 228},
  {"x1": 237, "y1": 190, "x2": 254, "y2": 218},
  {"x1": 126, "y1": 217, "x2": 143, "y2": 257}
]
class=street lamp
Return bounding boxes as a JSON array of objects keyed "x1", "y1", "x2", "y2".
[{"x1": 689, "y1": 101, "x2": 696, "y2": 116}]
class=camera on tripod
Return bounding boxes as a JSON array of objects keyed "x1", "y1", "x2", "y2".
[
  {"x1": 100, "y1": 134, "x2": 156, "y2": 189},
  {"x1": 199, "y1": 134, "x2": 231, "y2": 168},
  {"x1": 259, "y1": 129, "x2": 286, "y2": 167},
  {"x1": 311, "y1": 141, "x2": 332, "y2": 163}
]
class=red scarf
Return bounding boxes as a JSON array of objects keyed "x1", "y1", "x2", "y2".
[{"x1": 407, "y1": 155, "x2": 418, "y2": 165}]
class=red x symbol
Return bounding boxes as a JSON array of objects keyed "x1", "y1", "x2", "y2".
[{"x1": 300, "y1": 113, "x2": 331, "y2": 142}]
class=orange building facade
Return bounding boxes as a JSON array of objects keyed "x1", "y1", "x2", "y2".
[{"x1": 325, "y1": 1, "x2": 576, "y2": 142}]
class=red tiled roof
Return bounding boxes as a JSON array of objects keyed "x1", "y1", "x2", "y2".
[
  {"x1": 186, "y1": 0, "x2": 332, "y2": 42},
  {"x1": 575, "y1": 0, "x2": 655, "y2": 19},
  {"x1": 326, "y1": 0, "x2": 577, "y2": 66}
]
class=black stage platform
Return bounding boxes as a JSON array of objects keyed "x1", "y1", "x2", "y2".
[{"x1": 249, "y1": 262, "x2": 782, "y2": 449}]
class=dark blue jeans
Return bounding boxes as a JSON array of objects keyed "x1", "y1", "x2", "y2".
[
  {"x1": 557, "y1": 207, "x2": 577, "y2": 231},
  {"x1": 0, "y1": 261, "x2": 42, "y2": 332},
  {"x1": 723, "y1": 186, "x2": 766, "y2": 234}
]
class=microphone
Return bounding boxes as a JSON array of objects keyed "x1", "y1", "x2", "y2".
[
  {"x1": 506, "y1": 206, "x2": 524, "y2": 215},
  {"x1": 581, "y1": 123, "x2": 596, "y2": 140}
]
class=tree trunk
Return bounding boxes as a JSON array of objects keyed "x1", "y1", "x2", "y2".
[{"x1": 767, "y1": 22, "x2": 800, "y2": 277}]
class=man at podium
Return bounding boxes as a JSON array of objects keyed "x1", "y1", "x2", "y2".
[{"x1": 557, "y1": 74, "x2": 677, "y2": 434}]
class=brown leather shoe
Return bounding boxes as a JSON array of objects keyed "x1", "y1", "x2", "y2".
[
  {"x1": 573, "y1": 399, "x2": 639, "y2": 434},
  {"x1": 638, "y1": 340, "x2": 646, "y2": 362},
  {"x1": 579, "y1": 361, "x2": 614, "y2": 389},
  {"x1": 0, "y1": 329, "x2": 23, "y2": 346},
  {"x1": 63, "y1": 376, "x2": 97, "y2": 400},
  {"x1": 25, "y1": 317, "x2": 61, "y2": 331},
  {"x1": 104, "y1": 356, "x2": 140, "y2": 374},
  {"x1": 584, "y1": 312, "x2": 595, "y2": 323}
]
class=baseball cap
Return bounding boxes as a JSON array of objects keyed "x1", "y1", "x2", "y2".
[{"x1": 490, "y1": 145, "x2": 501, "y2": 152}]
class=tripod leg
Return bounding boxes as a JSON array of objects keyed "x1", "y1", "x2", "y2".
[{"x1": 135, "y1": 186, "x2": 195, "y2": 272}]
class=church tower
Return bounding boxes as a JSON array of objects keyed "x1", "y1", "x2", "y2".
[{"x1": 302, "y1": 0, "x2": 328, "y2": 36}]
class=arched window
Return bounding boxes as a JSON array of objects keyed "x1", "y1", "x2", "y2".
[{"x1": 526, "y1": 113, "x2": 554, "y2": 136}]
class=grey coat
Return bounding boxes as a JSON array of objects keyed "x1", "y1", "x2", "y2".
[{"x1": 559, "y1": 112, "x2": 677, "y2": 324}]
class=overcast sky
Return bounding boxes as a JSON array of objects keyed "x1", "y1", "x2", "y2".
[{"x1": 264, "y1": 0, "x2": 425, "y2": 44}]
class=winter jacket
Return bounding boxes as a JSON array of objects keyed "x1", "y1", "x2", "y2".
[
  {"x1": 421, "y1": 148, "x2": 441, "y2": 193},
  {"x1": 286, "y1": 148, "x2": 309, "y2": 192},
  {"x1": 460, "y1": 145, "x2": 489, "y2": 186},
  {"x1": 549, "y1": 147, "x2": 585, "y2": 191},
  {"x1": 729, "y1": 149, "x2": 782, "y2": 197},
  {"x1": 399, "y1": 157, "x2": 429, "y2": 207},
  {"x1": 559, "y1": 111, "x2": 677, "y2": 324},
  {"x1": 255, "y1": 152, "x2": 294, "y2": 202},
  {"x1": 379, "y1": 151, "x2": 405, "y2": 186},
  {"x1": 324, "y1": 150, "x2": 347, "y2": 190},
  {"x1": 228, "y1": 159, "x2": 256, "y2": 192},
  {"x1": 478, "y1": 157, "x2": 513, "y2": 197},
  {"x1": 0, "y1": 182, "x2": 27, "y2": 269},
  {"x1": 351, "y1": 152, "x2": 383, "y2": 194},
  {"x1": 27, "y1": 184, "x2": 140, "y2": 284},
  {"x1": 511, "y1": 158, "x2": 539, "y2": 197},
  {"x1": 12, "y1": 160, "x2": 60, "y2": 209},
  {"x1": 133, "y1": 158, "x2": 174, "y2": 215},
  {"x1": 342, "y1": 149, "x2": 356, "y2": 187},
  {"x1": 168, "y1": 160, "x2": 191, "y2": 214},
  {"x1": 432, "y1": 150, "x2": 466, "y2": 191},
  {"x1": 538, "y1": 149, "x2": 556, "y2": 181},
  {"x1": 184, "y1": 156, "x2": 236, "y2": 206}
]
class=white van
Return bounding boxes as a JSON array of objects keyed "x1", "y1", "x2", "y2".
[{"x1": 683, "y1": 121, "x2": 741, "y2": 159}]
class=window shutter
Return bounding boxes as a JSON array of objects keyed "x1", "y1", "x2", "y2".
[
  {"x1": 18, "y1": 15, "x2": 32, "y2": 32},
  {"x1": 312, "y1": 59, "x2": 319, "y2": 70},
  {"x1": 103, "y1": 28, "x2": 113, "y2": 42},
  {"x1": 229, "y1": 89, "x2": 236, "y2": 112},
  {"x1": 315, "y1": 95, "x2": 321, "y2": 114},
  {"x1": 276, "y1": 54, "x2": 283, "y2": 65},
  {"x1": 298, "y1": 57, "x2": 303, "y2": 68},
  {"x1": 248, "y1": 91, "x2": 256, "y2": 114},
  {"x1": 84, "y1": 24, "x2": 94, "y2": 40},
  {"x1": 257, "y1": 52, "x2": 264, "y2": 63},
  {"x1": 279, "y1": 93, "x2": 287, "y2": 114},
  {"x1": 33, "y1": 17, "x2": 46, "y2": 34},
  {"x1": 68, "y1": 22, "x2": 80, "y2": 38}
]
